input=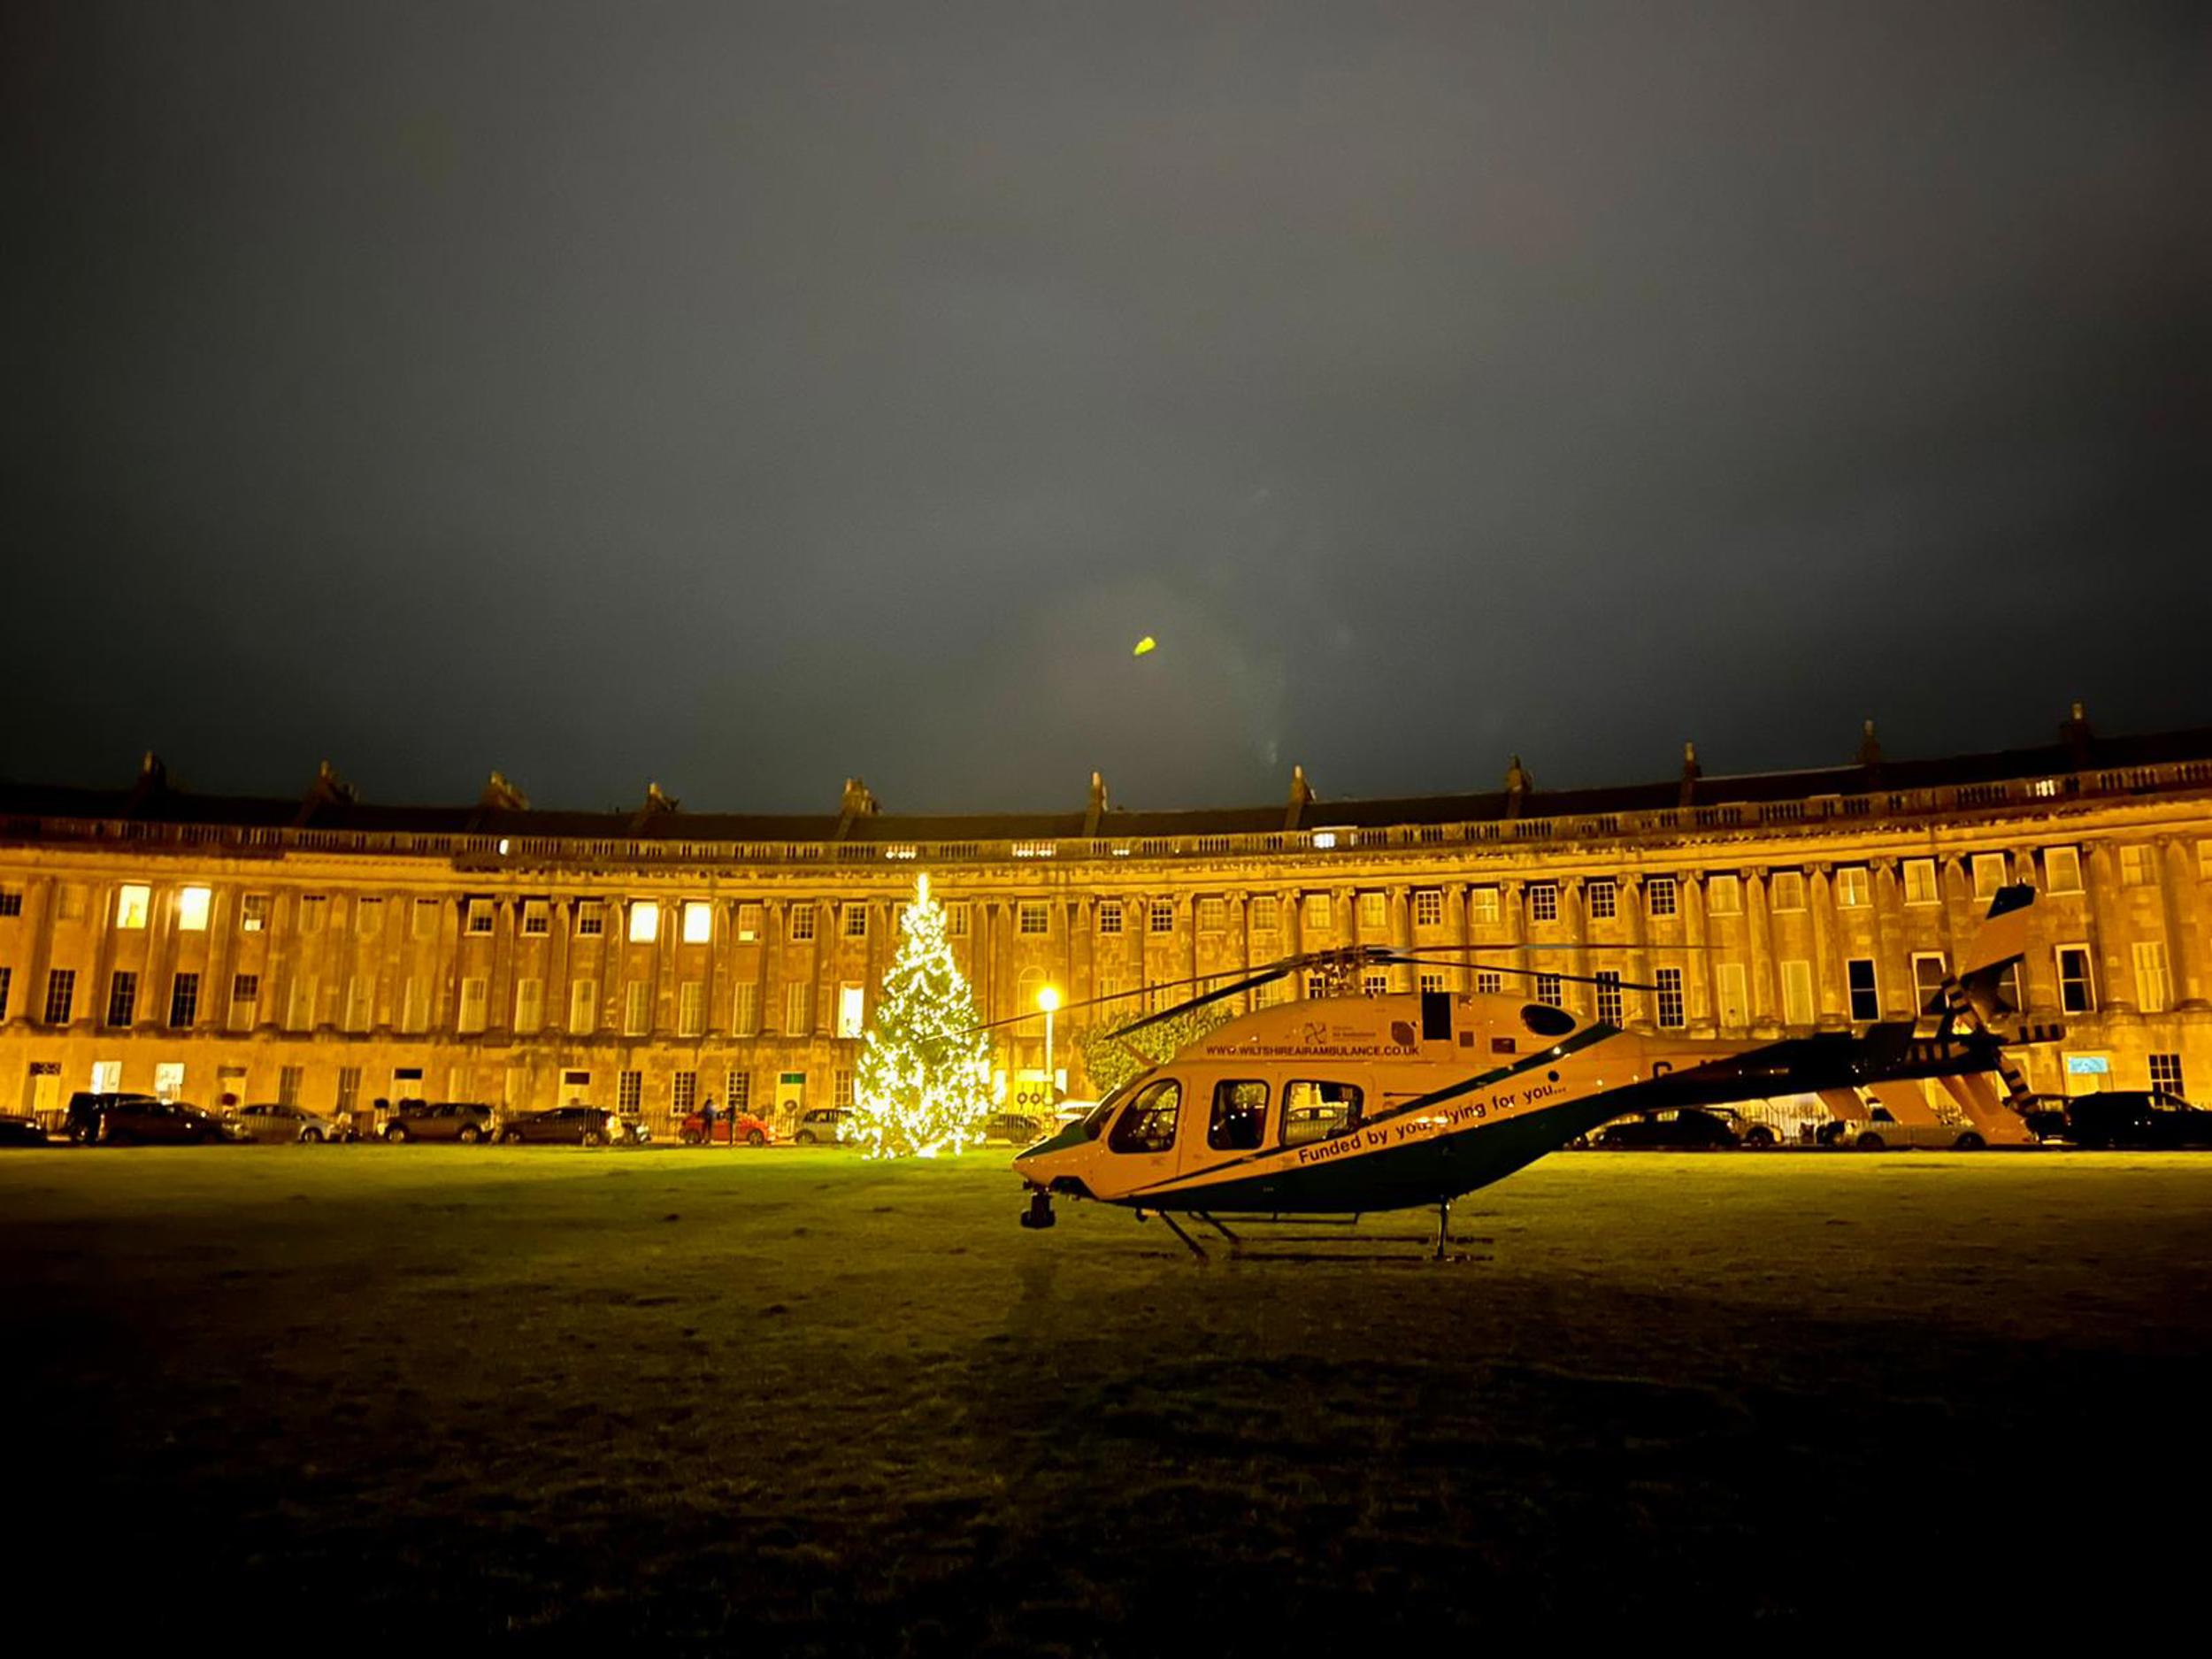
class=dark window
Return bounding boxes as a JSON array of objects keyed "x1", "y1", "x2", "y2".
[
  {"x1": 1595, "y1": 971, "x2": 1623, "y2": 1025},
  {"x1": 43, "y1": 968, "x2": 75, "y2": 1025},
  {"x1": 2057, "y1": 948, "x2": 2094, "y2": 1015},
  {"x1": 169, "y1": 972, "x2": 201, "y2": 1029},
  {"x1": 0, "y1": 889, "x2": 20, "y2": 916},
  {"x1": 1107, "y1": 1079, "x2": 1181, "y2": 1154},
  {"x1": 1281, "y1": 1081, "x2": 1363, "y2": 1147},
  {"x1": 1847, "y1": 958, "x2": 1879, "y2": 1022},
  {"x1": 1522, "y1": 1002, "x2": 1576, "y2": 1038},
  {"x1": 106, "y1": 971, "x2": 139, "y2": 1027},
  {"x1": 1207, "y1": 1080, "x2": 1269, "y2": 1151}
]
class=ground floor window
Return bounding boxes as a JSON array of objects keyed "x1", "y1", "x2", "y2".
[
  {"x1": 561, "y1": 1069, "x2": 592, "y2": 1102},
  {"x1": 2150, "y1": 1054, "x2": 2185, "y2": 1096},
  {"x1": 1535, "y1": 972, "x2": 1563, "y2": 1009},
  {"x1": 278, "y1": 1066, "x2": 303, "y2": 1107},
  {"x1": 726, "y1": 1071, "x2": 750, "y2": 1112},
  {"x1": 155, "y1": 1061, "x2": 185, "y2": 1100},
  {"x1": 834, "y1": 1070, "x2": 854, "y2": 1108},
  {"x1": 1476, "y1": 970, "x2": 1502, "y2": 995},
  {"x1": 672, "y1": 1071, "x2": 697, "y2": 1117},
  {"x1": 336, "y1": 1066, "x2": 361, "y2": 1115},
  {"x1": 618, "y1": 1071, "x2": 643, "y2": 1114}
]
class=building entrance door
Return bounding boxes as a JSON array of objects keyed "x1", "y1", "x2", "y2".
[{"x1": 27, "y1": 1063, "x2": 62, "y2": 1125}]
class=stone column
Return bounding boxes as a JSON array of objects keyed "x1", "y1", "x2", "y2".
[
  {"x1": 1561, "y1": 876, "x2": 1589, "y2": 1016},
  {"x1": 1682, "y1": 872, "x2": 1713, "y2": 1033},
  {"x1": 1745, "y1": 869, "x2": 1778, "y2": 1034},
  {"x1": 2085, "y1": 844, "x2": 2134, "y2": 1015},
  {"x1": 2162, "y1": 837, "x2": 2208, "y2": 1010},
  {"x1": 1808, "y1": 864, "x2": 1843, "y2": 1026}
]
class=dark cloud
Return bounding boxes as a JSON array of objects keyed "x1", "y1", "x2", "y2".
[{"x1": 5, "y1": 1, "x2": 2208, "y2": 812}]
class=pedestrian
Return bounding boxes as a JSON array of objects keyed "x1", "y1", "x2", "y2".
[{"x1": 699, "y1": 1094, "x2": 717, "y2": 1146}]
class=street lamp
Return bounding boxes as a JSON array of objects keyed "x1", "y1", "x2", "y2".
[{"x1": 1038, "y1": 986, "x2": 1060, "y2": 1109}]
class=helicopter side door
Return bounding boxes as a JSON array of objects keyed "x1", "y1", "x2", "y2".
[{"x1": 1096, "y1": 1073, "x2": 1189, "y2": 1197}]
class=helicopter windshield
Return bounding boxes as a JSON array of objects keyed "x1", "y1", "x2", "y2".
[{"x1": 1080, "y1": 1078, "x2": 1143, "y2": 1140}]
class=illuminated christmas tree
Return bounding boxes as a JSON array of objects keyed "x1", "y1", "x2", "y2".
[{"x1": 850, "y1": 873, "x2": 999, "y2": 1158}]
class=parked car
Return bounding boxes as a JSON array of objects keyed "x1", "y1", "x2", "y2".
[
  {"x1": 66, "y1": 1093, "x2": 246, "y2": 1145},
  {"x1": 2062, "y1": 1090, "x2": 2212, "y2": 1149},
  {"x1": 792, "y1": 1107, "x2": 853, "y2": 1146},
  {"x1": 231, "y1": 1101, "x2": 356, "y2": 1144},
  {"x1": 1594, "y1": 1108, "x2": 1740, "y2": 1149},
  {"x1": 498, "y1": 1105, "x2": 621, "y2": 1146},
  {"x1": 982, "y1": 1112, "x2": 1044, "y2": 1146},
  {"x1": 1815, "y1": 1106, "x2": 1986, "y2": 1150},
  {"x1": 0, "y1": 1114, "x2": 52, "y2": 1147},
  {"x1": 379, "y1": 1100, "x2": 494, "y2": 1143},
  {"x1": 678, "y1": 1110, "x2": 772, "y2": 1146},
  {"x1": 2017, "y1": 1094, "x2": 2071, "y2": 1143}
]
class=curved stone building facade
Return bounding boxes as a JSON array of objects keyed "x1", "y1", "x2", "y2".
[{"x1": 3, "y1": 710, "x2": 2208, "y2": 1133}]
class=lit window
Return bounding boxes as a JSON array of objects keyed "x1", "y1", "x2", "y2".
[
  {"x1": 628, "y1": 902, "x2": 660, "y2": 943},
  {"x1": 1781, "y1": 960, "x2": 1814, "y2": 1025},
  {"x1": 178, "y1": 887, "x2": 211, "y2": 932},
  {"x1": 789, "y1": 904, "x2": 817, "y2": 942},
  {"x1": 683, "y1": 901, "x2": 712, "y2": 944},
  {"x1": 1358, "y1": 892, "x2": 1387, "y2": 930},
  {"x1": 1717, "y1": 962, "x2": 1747, "y2": 1025},
  {"x1": 1310, "y1": 831, "x2": 1338, "y2": 851},
  {"x1": 1413, "y1": 889, "x2": 1444, "y2": 928},
  {"x1": 1834, "y1": 868, "x2": 1870, "y2": 908},
  {"x1": 1770, "y1": 872, "x2": 1805, "y2": 912},
  {"x1": 1970, "y1": 855, "x2": 2008, "y2": 901},
  {"x1": 1527, "y1": 884, "x2": 1559, "y2": 923},
  {"x1": 2120, "y1": 846, "x2": 2156, "y2": 887},
  {"x1": 1197, "y1": 897, "x2": 1227, "y2": 933},
  {"x1": 2045, "y1": 848, "x2": 2083, "y2": 894},
  {"x1": 241, "y1": 895, "x2": 270, "y2": 933},
  {"x1": 1706, "y1": 874, "x2": 1741, "y2": 916},
  {"x1": 117, "y1": 884, "x2": 151, "y2": 929},
  {"x1": 1647, "y1": 876, "x2": 1678, "y2": 918},
  {"x1": 785, "y1": 982, "x2": 810, "y2": 1035},
  {"x1": 733, "y1": 902, "x2": 763, "y2": 941},
  {"x1": 1250, "y1": 896, "x2": 1279, "y2": 932},
  {"x1": 1903, "y1": 860, "x2": 1940, "y2": 906},
  {"x1": 1595, "y1": 971, "x2": 1623, "y2": 1025},
  {"x1": 1011, "y1": 841, "x2": 1056, "y2": 859},
  {"x1": 842, "y1": 904, "x2": 868, "y2": 939},
  {"x1": 1468, "y1": 887, "x2": 1500, "y2": 925},
  {"x1": 1305, "y1": 894, "x2": 1333, "y2": 930},
  {"x1": 838, "y1": 983, "x2": 865, "y2": 1038},
  {"x1": 624, "y1": 981, "x2": 651, "y2": 1034},
  {"x1": 1019, "y1": 902, "x2": 1050, "y2": 936},
  {"x1": 1586, "y1": 880, "x2": 1617, "y2": 921},
  {"x1": 2134, "y1": 941, "x2": 2171, "y2": 1013}
]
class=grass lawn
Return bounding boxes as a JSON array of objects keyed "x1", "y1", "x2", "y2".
[{"x1": 8, "y1": 1145, "x2": 2209, "y2": 1650}]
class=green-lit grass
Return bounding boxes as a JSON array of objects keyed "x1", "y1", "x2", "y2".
[{"x1": 8, "y1": 1146, "x2": 2209, "y2": 1649}]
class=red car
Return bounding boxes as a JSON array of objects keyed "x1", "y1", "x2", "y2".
[{"x1": 678, "y1": 1110, "x2": 773, "y2": 1147}]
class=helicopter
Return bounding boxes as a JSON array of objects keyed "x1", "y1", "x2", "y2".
[{"x1": 1003, "y1": 884, "x2": 2054, "y2": 1257}]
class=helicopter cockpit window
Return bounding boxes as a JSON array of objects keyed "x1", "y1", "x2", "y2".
[
  {"x1": 1280, "y1": 1081, "x2": 1363, "y2": 1148},
  {"x1": 1081, "y1": 1080, "x2": 1136, "y2": 1141},
  {"x1": 1107, "y1": 1079, "x2": 1182, "y2": 1155},
  {"x1": 1522, "y1": 1003, "x2": 1576, "y2": 1039},
  {"x1": 1208, "y1": 1080, "x2": 1269, "y2": 1151}
]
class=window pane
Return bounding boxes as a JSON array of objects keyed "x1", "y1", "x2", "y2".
[
  {"x1": 628, "y1": 901, "x2": 659, "y2": 943},
  {"x1": 177, "y1": 887, "x2": 211, "y2": 931},
  {"x1": 1107, "y1": 1079, "x2": 1181, "y2": 1153},
  {"x1": 1207, "y1": 1080, "x2": 1268, "y2": 1151},
  {"x1": 1281, "y1": 1081, "x2": 1363, "y2": 1147}
]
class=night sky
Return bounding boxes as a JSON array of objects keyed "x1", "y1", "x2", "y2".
[{"x1": 5, "y1": 3, "x2": 2207, "y2": 815}]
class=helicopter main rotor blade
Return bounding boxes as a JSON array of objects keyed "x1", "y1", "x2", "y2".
[
  {"x1": 1402, "y1": 942, "x2": 1730, "y2": 954},
  {"x1": 1104, "y1": 965, "x2": 1304, "y2": 1041},
  {"x1": 967, "y1": 950, "x2": 1321, "y2": 1033},
  {"x1": 1386, "y1": 951, "x2": 1660, "y2": 992}
]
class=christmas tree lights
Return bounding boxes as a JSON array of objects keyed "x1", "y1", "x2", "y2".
[{"x1": 850, "y1": 874, "x2": 1000, "y2": 1158}]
